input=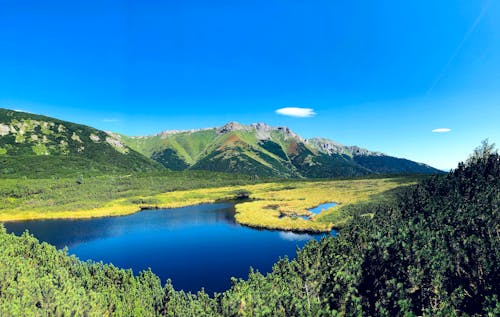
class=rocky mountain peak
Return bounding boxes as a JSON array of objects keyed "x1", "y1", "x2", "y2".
[
  {"x1": 306, "y1": 138, "x2": 385, "y2": 157},
  {"x1": 155, "y1": 127, "x2": 213, "y2": 138},
  {"x1": 306, "y1": 138, "x2": 346, "y2": 155},
  {"x1": 217, "y1": 122, "x2": 248, "y2": 134},
  {"x1": 276, "y1": 126, "x2": 299, "y2": 139},
  {"x1": 345, "y1": 146, "x2": 384, "y2": 157},
  {"x1": 216, "y1": 122, "x2": 302, "y2": 140},
  {"x1": 250, "y1": 122, "x2": 273, "y2": 132}
]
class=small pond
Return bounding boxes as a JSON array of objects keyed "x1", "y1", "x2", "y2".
[
  {"x1": 296, "y1": 202, "x2": 338, "y2": 220},
  {"x1": 309, "y1": 202, "x2": 337, "y2": 214}
]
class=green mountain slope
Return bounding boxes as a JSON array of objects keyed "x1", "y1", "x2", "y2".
[
  {"x1": 306, "y1": 138, "x2": 442, "y2": 175},
  {"x1": 122, "y1": 122, "x2": 442, "y2": 177},
  {"x1": 0, "y1": 109, "x2": 163, "y2": 177},
  {"x1": 0, "y1": 109, "x2": 441, "y2": 178},
  {"x1": 191, "y1": 133, "x2": 298, "y2": 177}
]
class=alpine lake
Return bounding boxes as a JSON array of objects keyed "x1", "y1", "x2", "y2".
[{"x1": 4, "y1": 202, "x2": 337, "y2": 294}]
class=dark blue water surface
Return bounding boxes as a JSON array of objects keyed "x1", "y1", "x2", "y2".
[{"x1": 3, "y1": 203, "x2": 335, "y2": 294}]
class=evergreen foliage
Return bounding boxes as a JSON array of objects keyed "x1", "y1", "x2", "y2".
[
  {"x1": 0, "y1": 108, "x2": 163, "y2": 177},
  {"x1": 0, "y1": 144, "x2": 498, "y2": 316}
]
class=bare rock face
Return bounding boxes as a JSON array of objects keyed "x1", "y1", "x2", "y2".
[
  {"x1": 0, "y1": 123, "x2": 10, "y2": 136},
  {"x1": 306, "y1": 138, "x2": 384, "y2": 157},
  {"x1": 89, "y1": 134, "x2": 101, "y2": 142},
  {"x1": 306, "y1": 138, "x2": 346, "y2": 155},
  {"x1": 345, "y1": 146, "x2": 384, "y2": 157},
  {"x1": 248, "y1": 122, "x2": 303, "y2": 141},
  {"x1": 250, "y1": 122, "x2": 272, "y2": 131},
  {"x1": 156, "y1": 121, "x2": 302, "y2": 142},
  {"x1": 105, "y1": 135, "x2": 129, "y2": 154},
  {"x1": 217, "y1": 122, "x2": 248, "y2": 134},
  {"x1": 155, "y1": 128, "x2": 213, "y2": 138},
  {"x1": 276, "y1": 126, "x2": 303, "y2": 141},
  {"x1": 250, "y1": 122, "x2": 273, "y2": 140}
]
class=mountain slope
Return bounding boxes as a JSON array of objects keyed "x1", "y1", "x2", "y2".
[
  {"x1": 0, "y1": 109, "x2": 441, "y2": 178},
  {"x1": 306, "y1": 138, "x2": 439, "y2": 175},
  {"x1": 122, "y1": 122, "x2": 441, "y2": 178},
  {"x1": 0, "y1": 109, "x2": 163, "y2": 177}
]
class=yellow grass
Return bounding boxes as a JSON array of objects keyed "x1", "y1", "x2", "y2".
[
  {"x1": 0, "y1": 177, "x2": 416, "y2": 232},
  {"x1": 233, "y1": 178, "x2": 414, "y2": 232}
]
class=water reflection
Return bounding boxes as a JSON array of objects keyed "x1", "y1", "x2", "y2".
[
  {"x1": 309, "y1": 202, "x2": 337, "y2": 214},
  {"x1": 279, "y1": 231, "x2": 314, "y2": 241},
  {"x1": 4, "y1": 204, "x2": 237, "y2": 249},
  {"x1": 3, "y1": 203, "x2": 335, "y2": 293}
]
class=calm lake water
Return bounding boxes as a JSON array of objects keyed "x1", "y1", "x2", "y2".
[
  {"x1": 309, "y1": 202, "x2": 337, "y2": 214},
  {"x1": 3, "y1": 203, "x2": 335, "y2": 294}
]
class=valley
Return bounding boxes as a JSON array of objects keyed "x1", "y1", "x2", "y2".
[
  {"x1": 0, "y1": 108, "x2": 496, "y2": 316},
  {"x1": 0, "y1": 108, "x2": 429, "y2": 231},
  {"x1": 0, "y1": 172, "x2": 417, "y2": 232}
]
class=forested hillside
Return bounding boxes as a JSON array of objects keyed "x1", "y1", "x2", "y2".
[
  {"x1": 0, "y1": 109, "x2": 163, "y2": 177},
  {"x1": 0, "y1": 143, "x2": 497, "y2": 316}
]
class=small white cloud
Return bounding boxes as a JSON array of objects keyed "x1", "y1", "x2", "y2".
[
  {"x1": 279, "y1": 232, "x2": 312, "y2": 241},
  {"x1": 276, "y1": 107, "x2": 316, "y2": 118},
  {"x1": 102, "y1": 118, "x2": 120, "y2": 123},
  {"x1": 432, "y1": 128, "x2": 451, "y2": 133}
]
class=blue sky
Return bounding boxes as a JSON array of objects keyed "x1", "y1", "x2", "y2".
[{"x1": 1, "y1": 0, "x2": 499, "y2": 170}]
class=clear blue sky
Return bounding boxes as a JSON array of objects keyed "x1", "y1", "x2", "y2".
[{"x1": 1, "y1": 0, "x2": 499, "y2": 170}]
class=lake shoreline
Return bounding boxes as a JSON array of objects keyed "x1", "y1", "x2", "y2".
[
  {"x1": 3, "y1": 203, "x2": 328, "y2": 294},
  {"x1": 1, "y1": 178, "x2": 416, "y2": 232},
  {"x1": 0, "y1": 200, "x2": 335, "y2": 234}
]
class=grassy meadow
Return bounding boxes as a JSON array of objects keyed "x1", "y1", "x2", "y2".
[
  {"x1": 0, "y1": 173, "x2": 419, "y2": 232},
  {"x1": 0, "y1": 171, "x2": 259, "y2": 221},
  {"x1": 233, "y1": 177, "x2": 416, "y2": 232}
]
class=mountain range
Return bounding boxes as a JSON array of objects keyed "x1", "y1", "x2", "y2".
[{"x1": 0, "y1": 109, "x2": 441, "y2": 178}]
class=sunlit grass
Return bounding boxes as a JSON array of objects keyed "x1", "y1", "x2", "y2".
[
  {"x1": 0, "y1": 176, "x2": 418, "y2": 231},
  {"x1": 233, "y1": 178, "x2": 416, "y2": 232}
]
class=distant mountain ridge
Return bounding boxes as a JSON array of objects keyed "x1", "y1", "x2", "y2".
[
  {"x1": 0, "y1": 109, "x2": 441, "y2": 178},
  {"x1": 120, "y1": 121, "x2": 442, "y2": 177}
]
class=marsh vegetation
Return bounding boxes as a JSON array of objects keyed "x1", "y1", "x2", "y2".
[{"x1": 0, "y1": 173, "x2": 418, "y2": 232}]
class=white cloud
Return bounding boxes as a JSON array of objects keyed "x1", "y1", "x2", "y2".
[
  {"x1": 275, "y1": 107, "x2": 316, "y2": 118},
  {"x1": 432, "y1": 128, "x2": 451, "y2": 133},
  {"x1": 279, "y1": 232, "x2": 312, "y2": 241}
]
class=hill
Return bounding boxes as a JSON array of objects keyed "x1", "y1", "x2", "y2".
[
  {"x1": 121, "y1": 122, "x2": 442, "y2": 177},
  {"x1": 0, "y1": 109, "x2": 163, "y2": 177}
]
